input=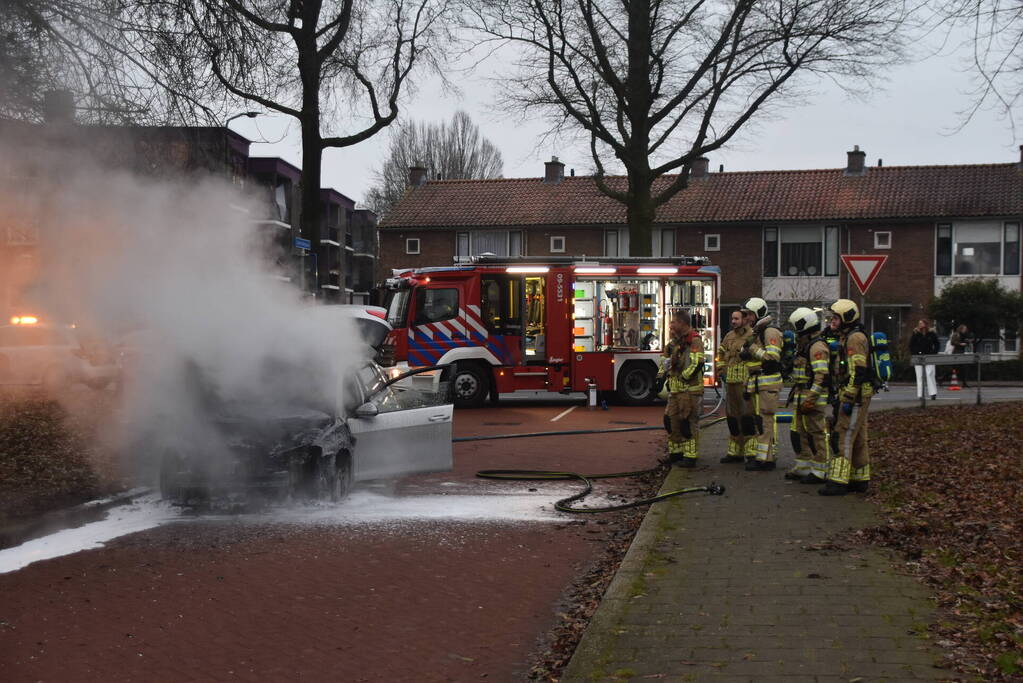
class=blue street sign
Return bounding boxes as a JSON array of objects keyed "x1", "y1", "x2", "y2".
[{"x1": 294, "y1": 237, "x2": 311, "y2": 250}]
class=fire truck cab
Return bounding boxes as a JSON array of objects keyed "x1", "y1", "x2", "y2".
[{"x1": 383, "y1": 257, "x2": 720, "y2": 408}]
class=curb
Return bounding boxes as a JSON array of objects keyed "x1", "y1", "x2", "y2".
[
  {"x1": 0, "y1": 487, "x2": 152, "y2": 551},
  {"x1": 561, "y1": 465, "x2": 689, "y2": 682}
]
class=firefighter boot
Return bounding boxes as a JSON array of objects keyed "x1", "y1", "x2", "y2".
[{"x1": 818, "y1": 482, "x2": 850, "y2": 496}]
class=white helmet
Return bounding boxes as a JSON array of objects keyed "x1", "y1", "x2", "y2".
[
  {"x1": 788, "y1": 307, "x2": 821, "y2": 336},
  {"x1": 742, "y1": 297, "x2": 770, "y2": 325}
]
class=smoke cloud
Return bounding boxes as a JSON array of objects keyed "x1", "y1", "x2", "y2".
[{"x1": 1, "y1": 149, "x2": 366, "y2": 485}]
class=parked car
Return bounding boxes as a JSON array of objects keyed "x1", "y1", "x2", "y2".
[
  {"x1": 159, "y1": 359, "x2": 453, "y2": 504},
  {"x1": 0, "y1": 317, "x2": 119, "y2": 390}
]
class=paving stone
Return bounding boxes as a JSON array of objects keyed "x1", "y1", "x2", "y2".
[{"x1": 561, "y1": 411, "x2": 947, "y2": 683}]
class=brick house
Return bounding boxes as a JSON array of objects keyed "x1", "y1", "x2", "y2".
[{"x1": 379, "y1": 148, "x2": 1023, "y2": 354}]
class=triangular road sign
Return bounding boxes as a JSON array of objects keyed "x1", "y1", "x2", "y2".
[{"x1": 841, "y1": 254, "x2": 888, "y2": 295}]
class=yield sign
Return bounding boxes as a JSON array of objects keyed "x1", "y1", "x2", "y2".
[{"x1": 841, "y1": 254, "x2": 888, "y2": 295}]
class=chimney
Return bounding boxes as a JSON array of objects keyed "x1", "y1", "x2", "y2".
[
  {"x1": 544, "y1": 156, "x2": 565, "y2": 184},
  {"x1": 690, "y1": 156, "x2": 709, "y2": 179},
  {"x1": 43, "y1": 90, "x2": 75, "y2": 125},
  {"x1": 845, "y1": 145, "x2": 866, "y2": 175},
  {"x1": 408, "y1": 165, "x2": 427, "y2": 188}
]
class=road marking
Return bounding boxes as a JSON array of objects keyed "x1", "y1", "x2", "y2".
[{"x1": 551, "y1": 405, "x2": 577, "y2": 422}]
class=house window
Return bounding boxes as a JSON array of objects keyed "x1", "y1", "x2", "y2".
[
  {"x1": 605, "y1": 230, "x2": 619, "y2": 257},
  {"x1": 763, "y1": 228, "x2": 778, "y2": 277},
  {"x1": 273, "y1": 179, "x2": 291, "y2": 222},
  {"x1": 874, "y1": 231, "x2": 891, "y2": 249},
  {"x1": 940, "y1": 221, "x2": 1019, "y2": 276},
  {"x1": 1005, "y1": 222, "x2": 1020, "y2": 276},
  {"x1": 659, "y1": 229, "x2": 676, "y2": 256},
  {"x1": 405, "y1": 238, "x2": 420, "y2": 255},
  {"x1": 509, "y1": 231, "x2": 523, "y2": 256},
  {"x1": 456, "y1": 232, "x2": 470, "y2": 260},
  {"x1": 936, "y1": 224, "x2": 952, "y2": 275},
  {"x1": 550, "y1": 235, "x2": 566, "y2": 253},
  {"x1": 780, "y1": 226, "x2": 822, "y2": 276},
  {"x1": 764, "y1": 226, "x2": 838, "y2": 277},
  {"x1": 824, "y1": 226, "x2": 840, "y2": 276},
  {"x1": 704, "y1": 233, "x2": 720, "y2": 252}
]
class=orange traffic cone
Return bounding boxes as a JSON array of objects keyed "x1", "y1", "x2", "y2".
[{"x1": 948, "y1": 368, "x2": 962, "y2": 391}]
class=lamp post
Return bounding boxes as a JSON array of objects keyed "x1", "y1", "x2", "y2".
[{"x1": 224, "y1": 111, "x2": 260, "y2": 128}]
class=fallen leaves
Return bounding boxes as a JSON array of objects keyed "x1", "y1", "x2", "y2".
[{"x1": 855, "y1": 401, "x2": 1023, "y2": 681}]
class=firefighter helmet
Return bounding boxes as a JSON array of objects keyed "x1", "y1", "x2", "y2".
[
  {"x1": 742, "y1": 297, "x2": 770, "y2": 324},
  {"x1": 788, "y1": 307, "x2": 821, "y2": 336},
  {"x1": 829, "y1": 299, "x2": 860, "y2": 325}
]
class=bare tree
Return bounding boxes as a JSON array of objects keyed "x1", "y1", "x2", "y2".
[
  {"x1": 467, "y1": 0, "x2": 908, "y2": 256},
  {"x1": 1, "y1": 0, "x2": 199, "y2": 123},
  {"x1": 129, "y1": 0, "x2": 452, "y2": 277},
  {"x1": 929, "y1": 0, "x2": 1023, "y2": 136},
  {"x1": 364, "y1": 110, "x2": 504, "y2": 216}
]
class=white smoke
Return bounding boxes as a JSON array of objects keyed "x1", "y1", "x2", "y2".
[{"x1": 3, "y1": 155, "x2": 366, "y2": 482}]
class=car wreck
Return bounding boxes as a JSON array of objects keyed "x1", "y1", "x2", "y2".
[{"x1": 157, "y1": 308, "x2": 453, "y2": 505}]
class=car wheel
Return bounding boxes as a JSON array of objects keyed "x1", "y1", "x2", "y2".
[
  {"x1": 616, "y1": 362, "x2": 656, "y2": 405},
  {"x1": 318, "y1": 450, "x2": 353, "y2": 502},
  {"x1": 452, "y1": 362, "x2": 489, "y2": 408}
]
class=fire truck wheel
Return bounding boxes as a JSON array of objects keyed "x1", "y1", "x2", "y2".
[
  {"x1": 616, "y1": 362, "x2": 657, "y2": 405},
  {"x1": 452, "y1": 362, "x2": 489, "y2": 408}
]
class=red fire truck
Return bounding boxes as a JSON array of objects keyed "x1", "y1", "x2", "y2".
[{"x1": 382, "y1": 257, "x2": 721, "y2": 407}]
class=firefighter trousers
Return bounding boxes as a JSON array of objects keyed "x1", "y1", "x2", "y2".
[
  {"x1": 666, "y1": 390, "x2": 702, "y2": 461},
  {"x1": 725, "y1": 381, "x2": 755, "y2": 458},
  {"x1": 826, "y1": 396, "x2": 871, "y2": 484},
  {"x1": 790, "y1": 393, "x2": 829, "y2": 478},
  {"x1": 750, "y1": 386, "x2": 779, "y2": 463}
]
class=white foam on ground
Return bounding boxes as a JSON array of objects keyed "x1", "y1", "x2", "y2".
[
  {"x1": 0, "y1": 494, "x2": 180, "y2": 574},
  {"x1": 0, "y1": 486, "x2": 585, "y2": 573}
]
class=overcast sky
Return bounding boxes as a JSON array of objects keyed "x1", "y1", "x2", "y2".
[{"x1": 230, "y1": 27, "x2": 1021, "y2": 208}]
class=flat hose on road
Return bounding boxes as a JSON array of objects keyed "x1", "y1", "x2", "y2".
[{"x1": 475, "y1": 415, "x2": 727, "y2": 513}]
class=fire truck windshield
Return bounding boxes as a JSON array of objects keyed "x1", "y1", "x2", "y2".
[{"x1": 385, "y1": 289, "x2": 410, "y2": 328}]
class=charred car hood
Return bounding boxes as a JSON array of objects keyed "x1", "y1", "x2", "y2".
[{"x1": 214, "y1": 402, "x2": 335, "y2": 451}]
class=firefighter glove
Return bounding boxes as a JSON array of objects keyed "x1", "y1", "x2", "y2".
[{"x1": 739, "y1": 346, "x2": 753, "y2": 361}]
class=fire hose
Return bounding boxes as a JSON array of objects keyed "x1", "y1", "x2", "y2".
[{"x1": 472, "y1": 411, "x2": 728, "y2": 513}]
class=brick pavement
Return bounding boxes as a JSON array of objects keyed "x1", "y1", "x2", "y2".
[{"x1": 562, "y1": 407, "x2": 948, "y2": 682}]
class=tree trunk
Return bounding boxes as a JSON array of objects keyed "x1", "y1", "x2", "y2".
[
  {"x1": 626, "y1": 178, "x2": 655, "y2": 257},
  {"x1": 297, "y1": 22, "x2": 322, "y2": 298}
]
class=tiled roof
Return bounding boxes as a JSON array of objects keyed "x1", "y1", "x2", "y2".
[{"x1": 380, "y1": 164, "x2": 1023, "y2": 229}]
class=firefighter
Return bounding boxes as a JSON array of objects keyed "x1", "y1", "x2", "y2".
[
  {"x1": 715, "y1": 309, "x2": 754, "y2": 463},
  {"x1": 821, "y1": 299, "x2": 873, "y2": 496},
  {"x1": 739, "y1": 297, "x2": 783, "y2": 471},
  {"x1": 785, "y1": 307, "x2": 830, "y2": 483},
  {"x1": 659, "y1": 310, "x2": 705, "y2": 467}
]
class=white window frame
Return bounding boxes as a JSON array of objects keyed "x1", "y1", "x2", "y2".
[
  {"x1": 874, "y1": 231, "x2": 891, "y2": 249},
  {"x1": 550, "y1": 235, "x2": 566, "y2": 253},
  {"x1": 704, "y1": 233, "x2": 720, "y2": 251},
  {"x1": 405, "y1": 237, "x2": 420, "y2": 255},
  {"x1": 658, "y1": 229, "x2": 676, "y2": 257},
  {"x1": 764, "y1": 225, "x2": 839, "y2": 278}
]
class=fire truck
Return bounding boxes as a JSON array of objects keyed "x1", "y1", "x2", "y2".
[{"x1": 382, "y1": 256, "x2": 721, "y2": 407}]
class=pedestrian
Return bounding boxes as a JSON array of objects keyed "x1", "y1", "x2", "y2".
[
  {"x1": 739, "y1": 297, "x2": 783, "y2": 471},
  {"x1": 715, "y1": 309, "x2": 755, "y2": 463},
  {"x1": 820, "y1": 299, "x2": 873, "y2": 496},
  {"x1": 949, "y1": 323, "x2": 973, "y2": 386},
  {"x1": 784, "y1": 307, "x2": 830, "y2": 484},
  {"x1": 909, "y1": 319, "x2": 939, "y2": 400},
  {"x1": 658, "y1": 311, "x2": 705, "y2": 467}
]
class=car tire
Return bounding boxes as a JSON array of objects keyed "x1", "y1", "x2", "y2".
[
  {"x1": 318, "y1": 450, "x2": 353, "y2": 502},
  {"x1": 616, "y1": 362, "x2": 657, "y2": 405},
  {"x1": 452, "y1": 362, "x2": 489, "y2": 408}
]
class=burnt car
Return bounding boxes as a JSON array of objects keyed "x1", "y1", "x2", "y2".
[{"x1": 158, "y1": 310, "x2": 452, "y2": 505}]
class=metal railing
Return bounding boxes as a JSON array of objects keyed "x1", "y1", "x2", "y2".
[{"x1": 910, "y1": 353, "x2": 993, "y2": 407}]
